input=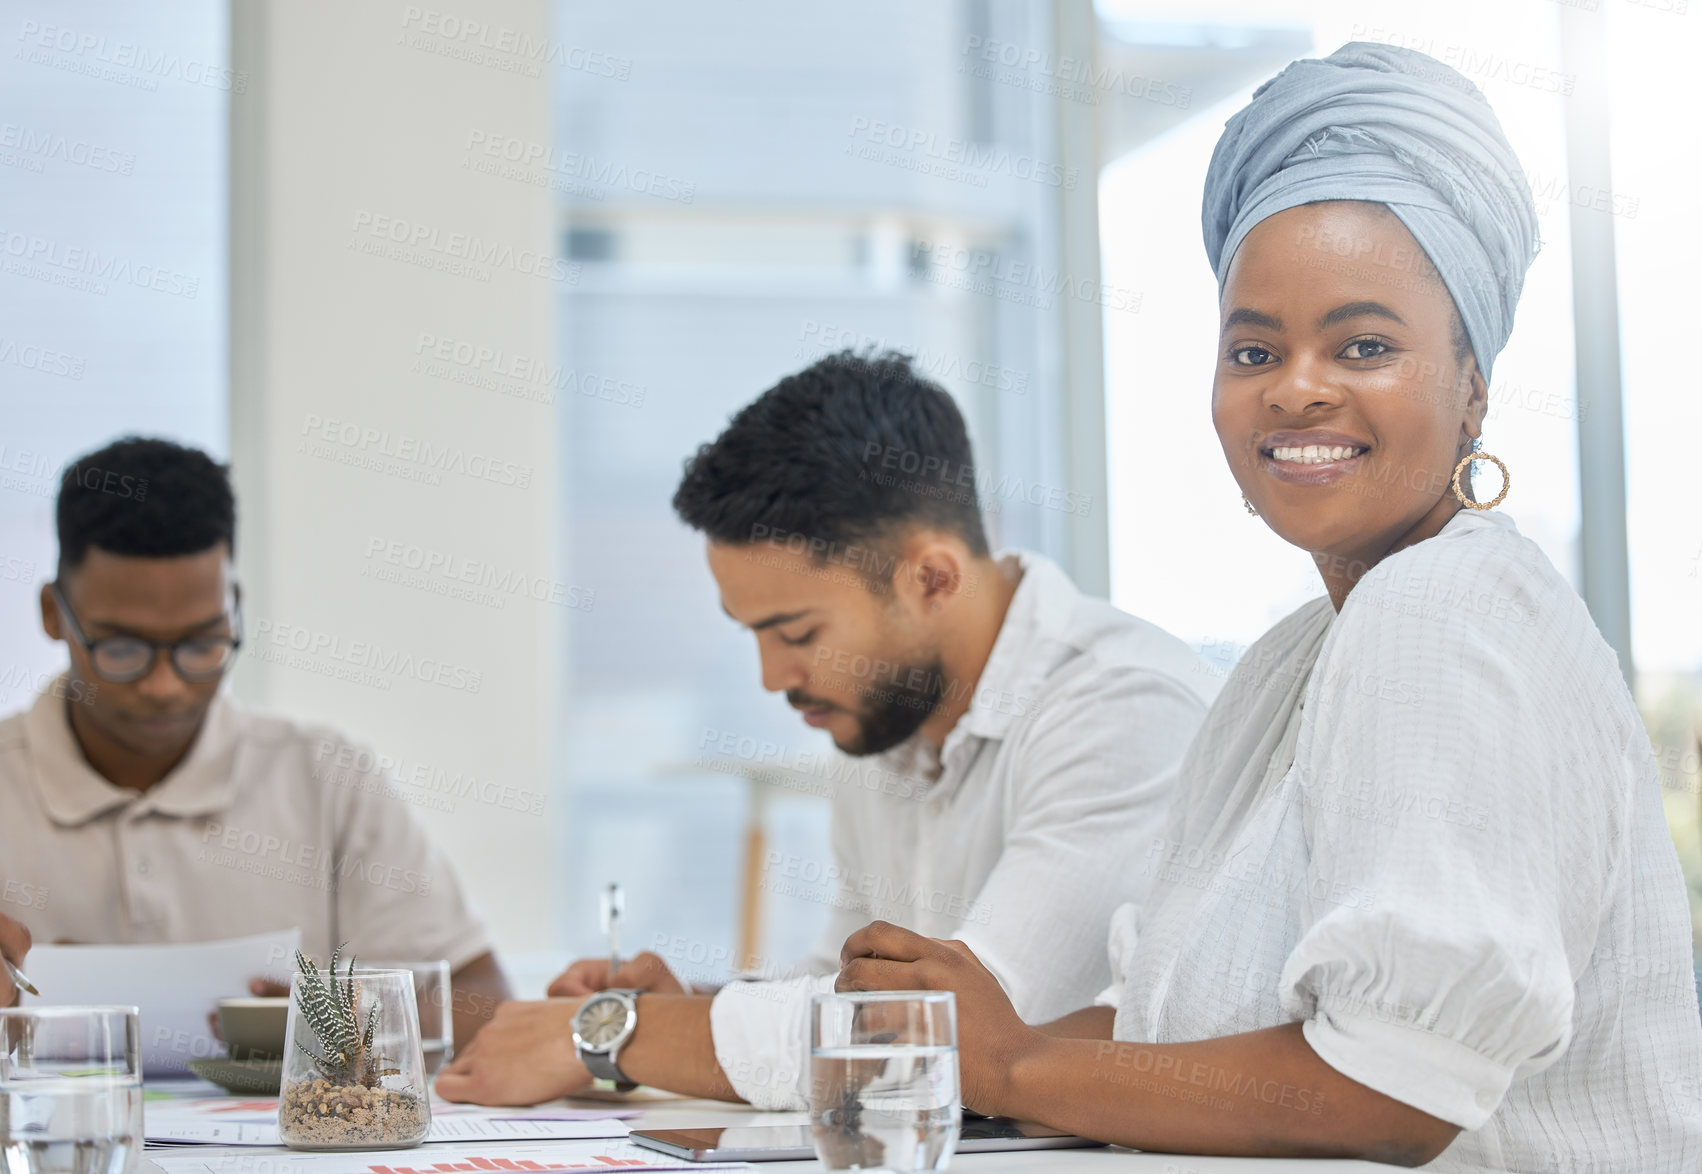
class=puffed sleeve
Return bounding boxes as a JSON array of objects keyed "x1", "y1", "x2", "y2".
[{"x1": 1277, "y1": 541, "x2": 1619, "y2": 1129}]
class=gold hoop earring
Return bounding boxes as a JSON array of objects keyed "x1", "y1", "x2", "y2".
[
  {"x1": 1452, "y1": 447, "x2": 1509, "y2": 510},
  {"x1": 1242, "y1": 493, "x2": 1258, "y2": 517}
]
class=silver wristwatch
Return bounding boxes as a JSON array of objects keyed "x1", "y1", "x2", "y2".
[{"x1": 571, "y1": 988, "x2": 639, "y2": 1092}]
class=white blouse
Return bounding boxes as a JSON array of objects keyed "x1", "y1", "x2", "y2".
[{"x1": 1098, "y1": 510, "x2": 1702, "y2": 1173}]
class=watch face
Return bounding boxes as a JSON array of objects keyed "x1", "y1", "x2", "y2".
[{"x1": 578, "y1": 996, "x2": 631, "y2": 1048}]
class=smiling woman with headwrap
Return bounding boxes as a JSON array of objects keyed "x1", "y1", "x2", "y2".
[{"x1": 834, "y1": 43, "x2": 1702, "y2": 1171}]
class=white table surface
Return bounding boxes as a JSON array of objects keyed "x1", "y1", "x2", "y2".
[{"x1": 140, "y1": 1089, "x2": 1405, "y2": 1174}]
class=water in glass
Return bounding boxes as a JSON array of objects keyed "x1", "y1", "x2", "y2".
[
  {"x1": 0, "y1": 1078, "x2": 142, "y2": 1174},
  {"x1": 0, "y1": 1007, "x2": 142, "y2": 1174},
  {"x1": 809, "y1": 992, "x2": 959, "y2": 1173}
]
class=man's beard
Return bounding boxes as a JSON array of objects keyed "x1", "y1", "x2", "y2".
[{"x1": 790, "y1": 654, "x2": 948, "y2": 756}]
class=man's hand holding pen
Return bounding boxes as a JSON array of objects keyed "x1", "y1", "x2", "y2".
[{"x1": 0, "y1": 912, "x2": 35, "y2": 1008}]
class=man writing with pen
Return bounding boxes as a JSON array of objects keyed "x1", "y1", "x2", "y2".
[
  {"x1": 438, "y1": 351, "x2": 1218, "y2": 1108},
  {"x1": 1, "y1": 915, "x2": 33, "y2": 1008}
]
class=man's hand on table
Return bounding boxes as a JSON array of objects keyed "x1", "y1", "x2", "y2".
[
  {"x1": 0, "y1": 912, "x2": 31, "y2": 1007},
  {"x1": 547, "y1": 951, "x2": 686, "y2": 997},
  {"x1": 436, "y1": 999, "x2": 594, "y2": 1106}
]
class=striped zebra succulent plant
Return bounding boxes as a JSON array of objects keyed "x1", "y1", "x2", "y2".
[{"x1": 291, "y1": 945, "x2": 399, "y2": 1088}]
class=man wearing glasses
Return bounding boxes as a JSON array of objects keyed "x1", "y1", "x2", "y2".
[{"x1": 0, "y1": 437, "x2": 509, "y2": 1051}]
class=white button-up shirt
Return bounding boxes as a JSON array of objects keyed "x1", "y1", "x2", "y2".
[{"x1": 710, "y1": 550, "x2": 1218, "y2": 1108}]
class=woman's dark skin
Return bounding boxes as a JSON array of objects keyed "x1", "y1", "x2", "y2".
[
  {"x1": 1221, "y1": 201, "x2": 1489, "y2": 609},
  {"x1": 837, "y1": 200, "x2": 1491, "y2": 1167}
]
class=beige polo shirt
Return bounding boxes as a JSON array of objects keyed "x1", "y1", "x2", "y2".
[{"x1": 0, "y1": 683, "x2": 492, "y2": 970}]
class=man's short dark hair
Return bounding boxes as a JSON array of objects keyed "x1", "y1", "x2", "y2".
[
  {"x1": 56, "y1": 436, "x2": 235, "y2": 578},
  {"x1": 672, "y1": 351, "x2": 990, "y2": 577}
]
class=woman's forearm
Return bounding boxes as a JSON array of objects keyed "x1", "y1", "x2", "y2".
[{"x1": 991, "y1": 1021, "x2": 1458, "y2": 1168}]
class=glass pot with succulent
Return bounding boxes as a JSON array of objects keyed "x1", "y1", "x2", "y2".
[{"x1": 277, "y1": 946, "x2": 431, "y2": 1150}]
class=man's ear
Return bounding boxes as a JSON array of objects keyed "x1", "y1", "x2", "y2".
[
  {"x1": 40, "y1": 582, "x2": 62, "y2": 642},
  {"x1": 901, "y1": 534, "x2": 969, "y2": 612}
]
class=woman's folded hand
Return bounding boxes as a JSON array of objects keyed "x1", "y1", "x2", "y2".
[{"x1": 837, "y1": 920, "x2": 1037, "y2": 1115}]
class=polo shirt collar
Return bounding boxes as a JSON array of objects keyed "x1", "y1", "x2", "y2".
[{"x1": 24, "y1": 680, "x2": 240, "y2": 826}]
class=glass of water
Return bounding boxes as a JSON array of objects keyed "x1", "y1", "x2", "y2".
[
  {"x1": 809, "y1": 991, "x2": 959, "y2": 1173},
  {"x1": 0, "y1": 1006, "x2": 142, "y2": 1174},
  {"x1": 368, "y1": 960, "x2": 452, "y2": 1076}
]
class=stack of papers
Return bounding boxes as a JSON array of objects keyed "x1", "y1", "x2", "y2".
[{"x1": 23, "y1": 930, "x2": 301, "y2": 1076}]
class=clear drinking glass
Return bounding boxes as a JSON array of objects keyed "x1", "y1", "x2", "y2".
[
  {"x1": 809, "y1": 991, "x2": 959, "y2": 1173},
  {"x1": 278, "y1": 967, "x2": 430, "y2": 1150},
  {"x1": 0, "y1": 1005, "x2": 142, "y2": 1174},
  {"x1": 367, "y1": 961, "x2": 452, "y2": 1076}
]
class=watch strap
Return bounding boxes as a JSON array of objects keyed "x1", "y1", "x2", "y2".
[{"x1": 581, "y1": 1047, "x2": 635, "y2": 1092}]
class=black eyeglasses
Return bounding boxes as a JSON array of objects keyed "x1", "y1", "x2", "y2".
[{"x1": 50, "y1": 582, "x2": 243, "y2": 684}]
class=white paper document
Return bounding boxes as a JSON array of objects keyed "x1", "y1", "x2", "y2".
[
  {"x1": 146, "y1": 1139, "x2": 747, "y2": 1174},
  {"x1": 144, "y1": 1099, "x2": 633, "y2": 1146},
  {"x1": 22, "y1": 929, "x2": 301, "y2": 1076}
]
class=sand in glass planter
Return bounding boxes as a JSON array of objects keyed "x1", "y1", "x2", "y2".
[{"x1": 278, "y1": 948, "x2": 431, "y2": 1151}]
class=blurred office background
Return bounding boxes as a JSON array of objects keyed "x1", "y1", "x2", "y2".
[{"x1": 1, "y1": 0, "x2": 1697, "y2": 993}]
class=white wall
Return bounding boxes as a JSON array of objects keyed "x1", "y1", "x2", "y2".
[
  {"x1": 227, "y1": 0, "x2": 564, "y2": 961},
  {"x1": 0, "y1": 0, "x2": 227, "y2": 708}
]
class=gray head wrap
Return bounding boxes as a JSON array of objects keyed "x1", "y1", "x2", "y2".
[{"x1": 1202, "y1": 42, "x2": 1540, "y2": 381}]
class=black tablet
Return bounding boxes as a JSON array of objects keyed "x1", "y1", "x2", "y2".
[{"x1": 630, "y1": 1117, "x2": 1105, "y2": 1162}]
